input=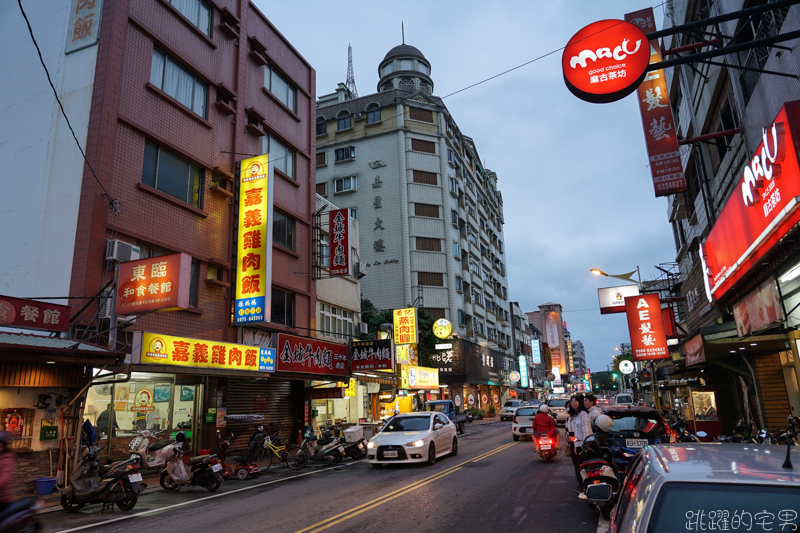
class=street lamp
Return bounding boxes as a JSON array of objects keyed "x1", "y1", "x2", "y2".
[{"x1": 590, "y1": 267, "x2": 642, "y2": 287}]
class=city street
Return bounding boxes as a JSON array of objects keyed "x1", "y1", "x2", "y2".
[{"x1": 39, "y1": 421, "x2": 601, "y2": 533}]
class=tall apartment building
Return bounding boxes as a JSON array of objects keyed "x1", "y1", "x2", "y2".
[
  {"x1": 315, "y1": 43, "x2": 519, "y2": 408},
  {"x1": 572, "y1": 340, "x2": 587, "y2": 375},
  {"x1": 658, "y1": 0, "x2": 800, "y2": 432}
]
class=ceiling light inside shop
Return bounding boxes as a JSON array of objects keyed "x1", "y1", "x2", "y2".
[
  {"x1": 731, "y1": 350, "x2": 737, "y2": 353},
  {"x1": 751, "y1": 343, "x2": 758, "y2": 346},
  {"x1": 739, "y1": 347, "x2": 746, "y2": 350},
  {"x1": 779, "y1": 261, "x2": 800, "y2": 283}
]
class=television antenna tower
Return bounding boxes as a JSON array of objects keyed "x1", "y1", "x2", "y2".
[{"x1": 346, "y1": 43, "x2": 358, "y2": 97}]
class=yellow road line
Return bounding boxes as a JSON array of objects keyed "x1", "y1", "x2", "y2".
[{"x1": 295, "y1": 441, "x2": 518, "y2": 533}]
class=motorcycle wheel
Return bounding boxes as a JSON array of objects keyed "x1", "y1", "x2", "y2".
[
  {"x1": 117, "y1": 484, "x2": 138, "y2": 511},
  {"x1": 60, "y1": 493, "x2": 86, "y2": 513},
  {"x1": 332, "y1": 450, "x2": 343, "y2": 464},
  {"x1": 159, "y1": 471, "x2": 179, "y2": 491},
  {"x1": 285, "y1": 445, "x2": 307, "y2": 470},
  {"x1": 206, "y1": 476, "x2": 221, "y2": 492}
]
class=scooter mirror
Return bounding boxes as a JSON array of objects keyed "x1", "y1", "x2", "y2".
[{"x1": 696, "y1": 431, "x2": 707, "y2": 437}]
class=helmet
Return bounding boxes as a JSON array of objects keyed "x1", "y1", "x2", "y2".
[
  {"x1": 0, "y1": 431, "x2": 11, "y2": 446},
  {"x1": 595, "y1": 415, "x2": 615, "y2": 433},
  {"x1": 539, "y1": 404, "x2": 550, "y2": 414}
]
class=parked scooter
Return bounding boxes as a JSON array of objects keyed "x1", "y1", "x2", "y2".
[
  {"x1": 670, "y1": 419, "x2": 701, "y2": 443},
  {"x1": 579, "y1": 416, "x2": 620, "y2": 520},
  {"x1": 129, "y1": 428, "x2": 174, "y2": 469},
  {"x1": 218, "y1": 433, "x2": 262, "y2": 480},
  {"x1": 160, "y1": 432, "x2": 222, "y2": 491},
  {"x1": 300, "y1": 426, "x2": 345, "y2": 463},
  {"x1": 0, "y1": 497, "x2": 41, "y2": 531},
  {"x1": 60, "y1": 445, "x2": 142, "y2": 512}
]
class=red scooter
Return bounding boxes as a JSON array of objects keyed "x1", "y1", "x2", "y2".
[{"x1": 218, "y1": 432, "x2": 262, "y2": 480}]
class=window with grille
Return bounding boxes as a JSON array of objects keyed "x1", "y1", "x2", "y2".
[
  {"x1": 416, "y1": 237, "x2": 441, "y2": 252},
  {"x1": 411, "y1": 139, "x2": 436, "y2": 154},
  {"x1": 409, "y1": 107, "x2": 434, "y2": 123},
  {"x1": 413, "y1": 170, "x2": 437, "y2": 185},
  {"x1": 316, "y1": 152, "x2": 326, "y2": 166},
  {"x1": 414, "y1": 203, "x2": 439, "y2": 218},
  {"x1": 418, "y1": 272, "x2": 444, "y2": 286}
]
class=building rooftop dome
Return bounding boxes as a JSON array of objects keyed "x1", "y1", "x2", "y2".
[{"x1": 383, "y1": 44, "x2": 425, "y2": 62}]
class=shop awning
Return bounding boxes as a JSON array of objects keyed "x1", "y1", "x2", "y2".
[{"x1": 0, "y1": 331, "x2": 125, "y2": 365}]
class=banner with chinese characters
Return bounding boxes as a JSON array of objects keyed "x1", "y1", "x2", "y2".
[
  {"x1": 118, "y1": 253, "x2": 191, "y2": 314},
  {"x1": 398, "y1": 365, "x2": 439, "y2": 390},
  {"x1": 566, "y1": 339, "x2": 574, "y2": 372},
  {"x1": 274, "y1": 333, "x2": 349, "y2": 377},
  {"x1": 235, "y1": 155, "x2": 273, "y2": 325},
  {"x1": 625, "y1": 8, "x2": 686, "y2": 197},
  {"x1": 328, "y1": 208, "x2": 350, "y2": 276},
  {"x1": 0, "y1": 295, "x2": 70, "y2": 333},
  {"x1": 532, "y1": 340, "x2": 541, "y2": 365},
  {"x1": 395, "y1": 343, "x2": 418, "y2": 366},
  {"x1": 625, "y1": 294, "x2": 669, "y2": 360},
  {"x1": 351, "y1": 339, "x2": 395, "y2": 372},
  {"x1": 66, "y1": 0, "x2": 103, "y2": 54},
  {"x1": 518, "y1": 355, "x2": 529, "y2": 388},
  {"x1": 306, "y1": 388, "x2": 345, "y2": 400},
  {"x1": 132, "y1": 331, "x2": 274, "y2": 373},
  {"x1": 393, "y1": 308, "x2": 419, "y2": 345}
]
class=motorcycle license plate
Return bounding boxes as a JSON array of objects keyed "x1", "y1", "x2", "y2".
[
  {"x1": 626, "y1": 439, "x2": 648, "y2": 448},
  {"x1": 540, "y1": 445, "x2": 551, "y2": 450},
  {"x1": 338, "y1": 446, "x2": 345, "y2": 453},
  {"x1": 128, "y1": 473, "x2": 143, "y2": 483},
  {"x1": 383, "y1": 450, "x2": 398, "y2": 458},
  {"x1": 211, "y1": 463, "x2": 223, "y2": 472}
]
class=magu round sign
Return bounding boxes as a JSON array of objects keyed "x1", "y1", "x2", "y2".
[{"x1": 562, "y1": 19, "x2": 650, "y2": 103}]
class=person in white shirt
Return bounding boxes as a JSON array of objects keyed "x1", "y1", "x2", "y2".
[
  {"x1": 568, "y1": 394, "x2": 593, "y2": 494},
  {"x1": 584, "y1": 394, "x2": 603, "y2": 425}
]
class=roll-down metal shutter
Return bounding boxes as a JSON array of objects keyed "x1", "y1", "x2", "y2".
[{"x1": 226, "y1": 379, "x2": 299, "y2": 447}]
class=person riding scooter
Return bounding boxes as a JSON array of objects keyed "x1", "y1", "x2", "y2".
[{"x1": 532, "y1": 405, "x2": 560, "y2": 451}]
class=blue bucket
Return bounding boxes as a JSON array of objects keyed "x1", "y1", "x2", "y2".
[{"x1": 34, "y1": 477, "x2": 56, "y2": 495}]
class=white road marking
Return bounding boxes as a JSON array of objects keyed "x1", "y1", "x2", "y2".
[
  {"x1": 51, "y1": 463, "x2": 358, "y2": 533},
  {"x1": 597, "y1": 515, "x2": 610, "y2": 533}
]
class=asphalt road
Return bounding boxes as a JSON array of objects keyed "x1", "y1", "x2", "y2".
[{"x1": 40, "y1": 421, "x2": 601, "y2": 533}]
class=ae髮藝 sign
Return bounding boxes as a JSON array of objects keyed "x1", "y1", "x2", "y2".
[{"x1": 624, "y1": 294, "x2": 669, "y2": 360}]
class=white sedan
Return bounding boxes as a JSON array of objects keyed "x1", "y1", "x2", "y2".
[{"x1": 367, "y1": 412, "x2": 458, "y2": 466}]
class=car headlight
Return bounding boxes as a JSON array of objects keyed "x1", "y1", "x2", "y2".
[
  {"x1": 367, "y1": 441, "x2": 376, "y2": 449},
  {"x1": 406, "y1": 439, "x2": 426, "y2": 447}
]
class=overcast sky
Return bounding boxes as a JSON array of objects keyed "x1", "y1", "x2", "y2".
[{"x1": 258, "y1": 1, "x2": 676, "y2": 373}]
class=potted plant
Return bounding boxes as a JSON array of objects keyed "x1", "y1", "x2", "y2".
[
  {"x1": 487, "y1": 405, "x2": 497, "y2": 417},
  {"x1": 476, "y1": 408, "x2": 486, "y2": 420}
]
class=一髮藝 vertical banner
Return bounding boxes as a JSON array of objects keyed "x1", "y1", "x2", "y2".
[{"x1": 235, "y1": 155, "x2": 273, "y2": 325}]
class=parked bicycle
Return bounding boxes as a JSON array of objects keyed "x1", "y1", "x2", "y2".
[{"x1": 261, "y1": 434, "x2": 307, "y2": 470}]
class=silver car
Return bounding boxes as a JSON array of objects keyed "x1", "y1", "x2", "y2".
[
  {"x1": 546, "y1": 398, "x2": 570, "y2": 426},
  {"x1": 590, "y1": 443, "x2": 800, "y2": 532}
]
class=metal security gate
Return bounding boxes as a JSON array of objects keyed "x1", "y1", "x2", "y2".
[{"x1": 225, "y1": 379, "x2": 300, "y2": 447}]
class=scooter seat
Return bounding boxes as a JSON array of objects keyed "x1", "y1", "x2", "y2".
[
  {"x1": 0, "y1": 497, "x2": 37, "y2": 520},
  {"x1": 149, "y1": 440, "x2": 172, "y2": 451},
  {"x1": 233, "y1": 455, "x2": 252, "y2": 464},
  {"x1": 188, "y1": 454, "x2": 211, "y2": 465}
]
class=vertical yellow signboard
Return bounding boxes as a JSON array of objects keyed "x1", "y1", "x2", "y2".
[
  {"x1": 393, "y1": 307, "x2": 418, "y2": 345},
  {"x1": 235, "y1": 155, "x2": 273, "y2": 324}
]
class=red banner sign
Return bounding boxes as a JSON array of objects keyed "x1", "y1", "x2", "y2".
[
  {"x1": 275, "y1": 333, "x2": 349, "y2": 377},
  {"x1": 329, "y1": 208, "x2": 350, "y2": 276},
  {"x1": 562, "y1": 19, "x2": 650, "y2": 103},
  {"x1": 625, "y1": 294, "x2": 669, "y2": 360},
  {"x1": 625, "y1": 8, "x2": 686, "y2": 197},
  {"x1": 685, "y1": 333, "x2": 705, "y2": 367},
  {"x1": 0, "y1": 296, "x2": 70, "y2": 333},
  {"x1": 117, "y1": 253, "x2": 192, "y2": 313},
  {"x1": 350, "y1": 339, "x2": 395, "y2": 372},
  {"x1": 702, "y1": 101, "x2": 800, "y2": 301}
]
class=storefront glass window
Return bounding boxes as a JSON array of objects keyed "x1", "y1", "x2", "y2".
[{"x1": 691, "y1": 391, "x2": 718, "y2": 421}]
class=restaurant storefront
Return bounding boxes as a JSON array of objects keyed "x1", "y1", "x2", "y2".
[
  {"x1": 695, "y1": 100, "x2": 800, "y2": 433},
  {"x1": 434, "y1": 338, "x2": 502, "y2": 414}
]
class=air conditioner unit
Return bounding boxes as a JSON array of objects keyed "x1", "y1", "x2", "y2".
[
  {"x1": 106, "y1": 239, "x2": 141, "y2": 262},
  {"x1": 353, "y1": 112, "x2": 364, "y2": 120},
  {"x1": 98, "y1": 288, "x2": 114, "y2": 320},
  {"x1": 358, "y1": 322, "x2": 369, "y2": 335},
  {"x1": 354, "y1": 262, "x2": 367, "y2": 279}
]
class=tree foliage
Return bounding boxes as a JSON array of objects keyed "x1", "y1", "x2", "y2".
[{"x1": 360, "y1": 298, "x2": 438, "y2": 365}]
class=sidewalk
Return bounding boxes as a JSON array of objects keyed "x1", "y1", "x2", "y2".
[{"x1": 469, "y1": 417, "x2": 504, "y2": 426}]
